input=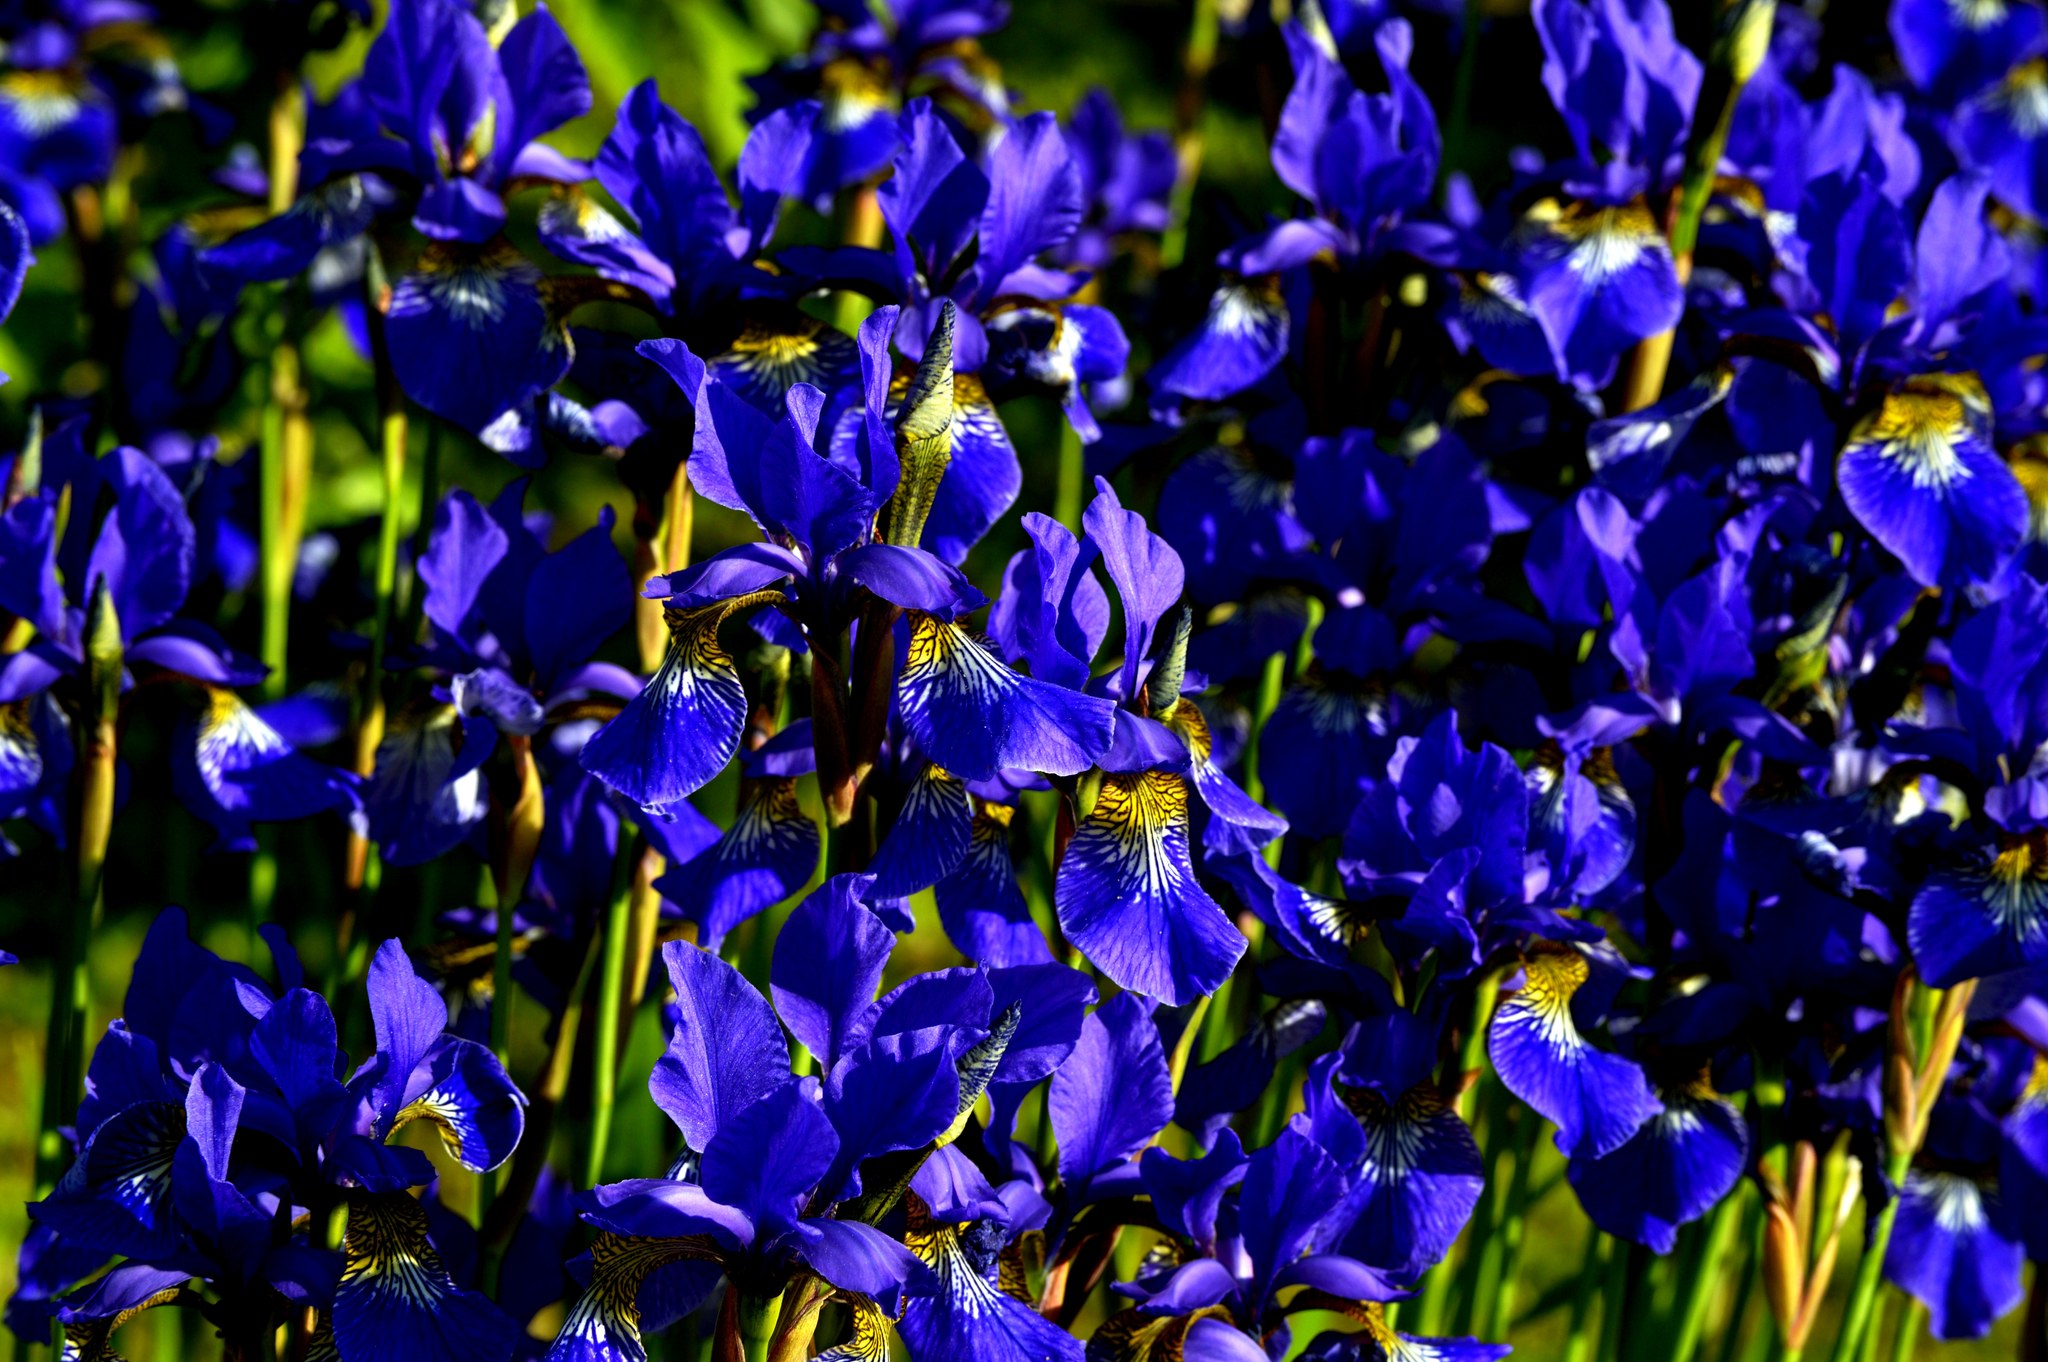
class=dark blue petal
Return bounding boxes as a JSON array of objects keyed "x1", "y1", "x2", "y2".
[
  {"x1": 700, "y1": 1083, "x2": 835, "y2": 1234},
  {"x1": 652, "y1": 778, "x2": 819, "y2": 949},
  {"x1": 1489, "y1": 948, "x2": 1661, "y2": 1159},
  {"x1": 897, "y1": 614, "x2": 1117, "y2": 782},
  {"x1": 932, "y1": 802, "x2": 1055, "y2": 967},
  {"x1": 1331, "y1": 1081, "x2": 1483, "y2": 1279},
  {"x1": 1048, "y1": 992, "x2": 1172, "y2": 1195},
  {"x1": 1884, "y1": 1172, "x2": 2024, "y2": 1340},
  {"x1": 1907, "y1": 839, "x2": 2048, "y2": 989},
  {"x1": 1055, "y1": 770, "x2": 1245, "y2": 1005},
  {"x1": 582, "y1": 592, "x2": 784, "y2": 814},
  {"x1": 1567, "y1": 1085, "x2": 1747, "y2": 1255},
  {"x1": 1837, "y1": 381, "x2": 2026, "y2": 589},
  {"x1": 866, "y1": 764, "x2": 974, "y2": 900},
  {"x1": 386, "y1": 240, "x2": 570, "y2": 437},
  {"x1": 171, "y1": 687, "x2": 359, "y2": 852},
  {"x1": 772, "y1": 875, "x2": 894, "y2": 1072},
  {"x1": 648, "y1": 941, "x2": 791, "y2": 1155},
  {"x1": 333, "y1": 1192, "x2": 518, "y2": 1362},
  {"x1": 1149, "y1": 279, "x2": 1290, "y2": 402},
  {"x1": 898, "y1": 1218, "x2": 1080, "y2": 1362}
]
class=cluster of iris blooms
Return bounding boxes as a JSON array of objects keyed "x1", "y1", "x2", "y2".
[{"x1": 5, "y1": 0, "x2": 2048, "y2": 1357}]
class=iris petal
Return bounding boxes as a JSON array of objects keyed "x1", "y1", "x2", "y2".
[
  {"x1": 653, "y1": 778, "x2": 820, "y2": 950},
  {"x1": 333, "y1": 1192, "x2": 517, "y2": 1362},
  {"x1": 899, "y1": 1220, "x2": 1080, "y2": 1362},
  {"x1": 583, "y1": 591, "x2": 785, "y2": 814},
  {"x1": 1837, "y1": 382, "x2": 2027, "y2": 589},
  {"x1": 1332, "y1": 1082, "x2": 1484, "y2": 1279},
  {"x1": 1488, "y1": 948, "x2": 1660, "y2": 1158},
  {"x1": 933, "y1": 803, "x2": 1053, "y2": 967},
  {"x1": 896, "y1": 614, "x2": 1117, "y2": 782},
  {"x1": 386, "y1": 239, "x2": 571, "y2": 437},
  {"x1": 1055, "y1": 769, "x2": 1246, "y2": 1005},
  {"x1": 1566, "y1": 1084, "x2": 1748, "y2": 1254},
  {"x1": 866, "y1": 765, "x2": 974, "y2": 900},
  {"x1": 543, "y1": 1234, "x2": 723, "y2": 1362},
  {"x1": 1906, "y1": 837, "x2": 2048, "y2": 988},
  {"x1": 1150, "y1": 278, "x2": 1290, "y2": 402}
]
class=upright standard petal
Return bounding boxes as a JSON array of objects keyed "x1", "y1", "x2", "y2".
[
  {"x1": 1048, "y1": 992, "x2": 1173, "y2": 1195},
  {"x1": 1054, "y1": 769, "x2": 1245, "y2": 1006},
  {"x1": 649, "y1": 942, "x2": 792, "y2": 1156},
  {"x1": 772, "y1": 876, "x2": 895, "y2": 1072}
]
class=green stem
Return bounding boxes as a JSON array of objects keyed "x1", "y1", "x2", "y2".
[
  {"x1": 398, "y1": 421, "x2": 443, "y2": 648},
  {"x1": 585, "y1": 834, "x2": 641, "y2": 1187},
  {"x1": 1829, "y1": 1162, "x2": 1907, "y2": 1362},
  {"x1": 1673, "y1": 1183, "x2": 1748, "y2": 1362},
  {"x1": 1884, "y1": 1294, "x2": 1924, "y2": 1362},
  {"x1": 1480, "y1": 1104, "x2": 1540, "y2": 1339},
  {"x1": 737, "y1": 1290, "x2": 783, "y2": 1362},
  {"x1": 37, "y1": 585, "x2": 121, "y2": 1195},
  {"x1": 1597, "y1": 1234, "x2": 1632, "y2": 1362},
  {"x1": 1160, "y1": 0, "x2": 1220, "y2": 271},
  {"x1": 1619, "y1": 0, "x2": 1773, "y2": 412},
  {"x1": 1166, "y1": 995, "x2": 1210, "y2": 1098},
  {"x1": 1442, "y1": 0, "x2": 1483, "y2": 185},
  {"x1": 1054, "y1": 421, "x2": 1085, "y2": 532},
  {"x1": 1241, "y1": 647, "x2": 1286, "y2": 810},
  {"x1": 258, "y1": 80, "x2": 304, "y2": 701},
  {"x1": 1561, "y1": 1232, "x2": 1607, "y2": 1362}
]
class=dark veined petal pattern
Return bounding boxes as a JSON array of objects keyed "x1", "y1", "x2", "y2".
[
  {"x1": 333, "y1": 1192, "x2": 517, "y2": 1362},
  {"x1": 1907, "y1": 834, "x2": 2048, "y2": 988},
  {"x1": 865, "y1": 764, "x2": 974, "y2": 901},
  {"x1": 583, "y1": 591, "x2": 785, "y2": 815},
  {"x1": 653, "y1": 778, "x2": 820, "y2": 950},
  {"x1": 898, "y1": 1215, "x2": 1080, "y2": 1362},
  {"x1": 386, "y1": 239, "x2": 572, "y2": 437},
  {"x1": 896, "y1": 613, "x2": 1117, "y2": 783},
  {"x1": 1055, "y1": 769, "x2": 1246, "y2": 1005},
  {"x1": 708, "y1": 315, "x2": 860, "y2": 414},
  {"x1": 814, "y1": 1294, "x2": 893, "y2": 1362},
  {"x1": 1331, "y1": 1081, "x2": 1484, "y2": 1280},
  {"x1": 544, "y1": 1234, "x2": 724, "y2": 1362},
  {"x1": 1836, "y1": 378, "x2": 2027, "y2": 589},
  {"x1": 30, "y1": 1101, "x2": 186, "y2": 1260},
  {"x1": 933, "y1": 801, "x2": 1053, "y2": 967},
  {"x1": 1488, "y1": 947, "x2": 1660, "y2": 1159}
]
